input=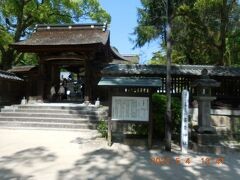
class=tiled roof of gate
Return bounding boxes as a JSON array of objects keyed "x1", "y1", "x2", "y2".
[
  {"x1": 12, "y1": 24, "x2": 109, "y2": 47},
  {"x1": 102, "y1": 64, "x2": 240, "y2": 77},
  {"x1": 0, "y1": 70, "x2": 23, "y2": 81},
  {"x1": 11, "y1": 24, "x2": 128, "y2": 61}
]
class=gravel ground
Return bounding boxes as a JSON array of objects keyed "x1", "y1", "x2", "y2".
[{"x1": 0, "y1": 128, "x2": 239, "y2": 180}]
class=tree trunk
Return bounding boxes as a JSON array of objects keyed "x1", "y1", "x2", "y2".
[
  {"x1": 165, "y1": 0, "x2": 172, "y2": 151},
  {"x1": 219, "y1": 0, "x2": 228, "y2": 65}
]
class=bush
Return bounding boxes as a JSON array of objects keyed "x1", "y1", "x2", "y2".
[
  {"x1": 130, "y1": 124, "x2": 148, "y2": 136},
  {"x1": 97, "y1": 119, "x2": 108, "y2": 138},
  {"x1": 131, "y1": 93, "x2": 181, "y2": 139},
  {"x1": 152, "y1": 93, "x2": 181, "y2": 138}
]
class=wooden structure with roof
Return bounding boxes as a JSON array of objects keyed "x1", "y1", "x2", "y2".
[
  {"x1": 8, "y1": 66, "x2": 39, "y2": 97},
  {"x1": 0, "y1": 70, "x2": 24, "y2": 106},
  {"x1": 11, "y1": 24, "x2": 129, "y2": 101},
  {"x1": 102, "y1": 64, "x2": 240, "y2": 107}
]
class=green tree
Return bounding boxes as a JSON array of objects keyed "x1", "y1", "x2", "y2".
[
  {"x1": 134, "y1": 0, "x2": 240, "y2": 151},
  {"x1": 135, "y1": 0, "x2": 240, "y2": 66},
  {"x1": 134, "y1": 0, "x2": 181, "y2": 151},
  {"x1": 0, "y1": 0, "x2": 110, "y2": 70},
  {"x1": 173, "y1": 0, "x2": 239, "y2": 65}
]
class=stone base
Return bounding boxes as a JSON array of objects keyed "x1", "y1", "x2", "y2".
[
  {"x1": 197, "y1": 126, "x2": 216, "y2": 134},
  {"x1": 191, "y1": 131, "x2": 226, "y2": 154},
  {"x1": 192, "y1": 132, "x2": 220, "y2": 145},
  {"x1": 112, "y1": 133, "x2": 148, "y2": 147},
  {"x1": 123, "y1": 137, "x2": 148, "y2": 147},
  {"x1": 28, "y1": 96, "x2": 43, "y2": 104},
  {"x1": 190, "y1": 141, "x2": 226, "y2": 154}
]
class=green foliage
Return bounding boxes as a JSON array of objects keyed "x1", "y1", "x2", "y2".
[
  {"x1": 131, "y1": 94, "x2": 181, "y2": 138},
  {"x1": 130, "y1": 124, "x2": 148, "y2": 136},
  {"x1": 97, "y1": 119, "x2": 108, "y2": 138},
  {"x1": 0, "y1": 0, "x2": 110, "y2": 69},
  {"x1": 15, "y1": 53, "x2": 38, "y2": 66},
  {"x1": 148, "y1": 51, "x2": 167, "y2": 65},
  {"x1": 149, "y1": 49, "x2": 186, "y2": 65},
  {"x1": 152, "y1": 93, "x2": 181, "y2": 138},
  {"x1": 134, "y1": 0, "x2": 240, "y2": 66}
]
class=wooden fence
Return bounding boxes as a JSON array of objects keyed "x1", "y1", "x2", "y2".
[{"x1": 110, "y1": 75, "x2": 240, "y2": 108}]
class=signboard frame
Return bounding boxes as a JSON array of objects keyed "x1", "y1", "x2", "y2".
[
  {"x1": 111, "y1": 96, "x2": 150, "y2": 122},
  {"x1": 108, "y1": 92, "x2": 153, "y2": 148}
]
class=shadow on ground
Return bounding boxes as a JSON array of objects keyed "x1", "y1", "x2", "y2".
[
  {"x1": 0, "y1": 146, "x2": 57, "y2": 179},
  {"x1": 0, "y1": 146, "x2": 57, "y2": 166},
  {"x1": 57, "y1": 144, "x2": 240, "y2": 180},
  {"x1": 0, "y1": 167, "x2": 33, "y2": 180}
]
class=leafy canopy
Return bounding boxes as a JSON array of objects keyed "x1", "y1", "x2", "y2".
[
  {"x1": 0, "y1": 0, "x2": 110, "y2": 68},
  {"x1": 134, "y1": 0, "x2": 240, "y2": 66}
]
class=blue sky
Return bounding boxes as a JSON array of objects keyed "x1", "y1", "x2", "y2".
[{"x1": 99, "y1": 0, "x2": 160, "y2": 64}]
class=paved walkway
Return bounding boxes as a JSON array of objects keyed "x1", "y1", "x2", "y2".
[{"x1": 0, "y1": 128, "x2": 239, "y2": 180}]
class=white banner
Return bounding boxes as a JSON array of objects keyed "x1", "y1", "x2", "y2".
[{"x1": 181, "y1": 90, "x2": 189, "y2": 154}]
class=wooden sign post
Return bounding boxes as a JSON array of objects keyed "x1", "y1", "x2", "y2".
[
  {"x1": 181, "y1": 90, "x2": 189, "y2": 154},
  {"x1": 98, "y1": 77, "x2": 162, "y2": 149},
  {"x1": 108, "y1": 95, "x2": 153, "y2": 148}
]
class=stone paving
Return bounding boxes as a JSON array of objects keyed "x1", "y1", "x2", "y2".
[{"x1": 0, "y1": 128, "x2": 239, "y2": 180}]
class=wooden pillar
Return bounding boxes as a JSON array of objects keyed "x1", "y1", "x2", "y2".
[
  {"x1": 51, "y1": 64, "x2": 59, "y2": 85},
  {"x1": 148, "y1": 90, "x2": 153, "y2": 149},
  {"x1": 37, "y1": 61, "x2": 45, "y2": 99},
  {"x1": 85, "y1": 60, "x2": 92, "y2": 101},
  {"x1": 108, "y1": 116, "x2": 112, "y2": 146}
]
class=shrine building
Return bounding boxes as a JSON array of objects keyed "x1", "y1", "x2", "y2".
[{"x1": 11, "y1": 24, "x2": 136, "y2": 102}]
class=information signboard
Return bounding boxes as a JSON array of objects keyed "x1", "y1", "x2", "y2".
[{"x1": 112, "y1": 96, "x2": 149, "y2": 121}]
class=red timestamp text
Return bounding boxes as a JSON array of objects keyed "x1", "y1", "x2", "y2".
[{"x1": 150, "y1": 156, "x2": 224, "y2": 166}]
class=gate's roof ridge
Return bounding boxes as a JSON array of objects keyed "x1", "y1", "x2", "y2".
[
  {"x1": 11, "y1": 23, "x2": 109, "y2": 52},
  {"x1": 102, "y1": 64, "x2": 240, "y2": 77},
  {"x1": 36, "y1": 23, "x2": 105, "y2": 30}
]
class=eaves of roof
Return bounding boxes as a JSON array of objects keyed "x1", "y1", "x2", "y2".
[
  {"x1": 102, "y1": 64, "x2": 240, "y2": 77},
  {"x1": 0, "y1": 70, "x2": 24, "y2": 81}
]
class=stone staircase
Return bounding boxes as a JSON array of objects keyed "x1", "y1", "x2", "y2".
[{"x1": 0, "y1": 103, "x2": 108, "y2": 131}]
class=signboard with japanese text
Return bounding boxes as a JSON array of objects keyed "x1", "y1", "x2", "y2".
[
  {"x1": 181, "y1": 90, "x2": 189, "y2": 154},
  {"x1": 111, "y1": 96, "x2": 149, "y2": 121}
]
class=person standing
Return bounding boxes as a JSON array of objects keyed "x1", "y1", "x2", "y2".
[
  {"x1": 50, "y1": 85, "x2": 56, "y2": 102},
  {"x1": 58, "y1": 83, "x2": 65, "y2": 101}
]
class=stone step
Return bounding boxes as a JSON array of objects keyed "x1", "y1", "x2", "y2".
[
  {"x1": 0, "y1": 121, "x2": 96, "y2": 130},
  {"x1": 1, "y1": 108, "x2": 108, "y2": 116},
  {"x1": 0, "y1": 103, "x2": 108, "y2": 131},
  {"x1": 0, "y1": 112, "x2": 107, "y2": 120},
  {"x1": 0, "y1": 116, "x2": 99, "y2": 124},
  {"x1": 14, "y1": 104, "x2": 105, "y2": 111}
]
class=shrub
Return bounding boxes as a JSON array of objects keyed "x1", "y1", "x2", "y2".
[
  {"x1": 130, "y1": 123, "x2": 148, "y2": 136},
  {"x1": 131, "y1": 93, "x2": 181, "y2": 139},
  {"x1": 97, "y1": 119, "x2": 108, "y2": 138},
  {"x1": 152, "y1": 93, "x2": 181, "y2": 138}
]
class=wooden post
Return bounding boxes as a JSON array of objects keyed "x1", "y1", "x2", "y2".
[
  {"x1": 148, "y1": 91, "x2": 153, "y2": 149},
  {"x1": 37, "y1": 61, "x2": 45, "y2": 99},
  {"x1": 108, "y1": 116, "x2": 112, "y2": 146},
  {"x1": 85, "y1": 61, "x2": 92, "y2": 101}
]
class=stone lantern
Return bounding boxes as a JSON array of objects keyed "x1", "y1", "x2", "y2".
[{"x1": 192, "y1": 69, "x2": 220, "y2": 133}]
